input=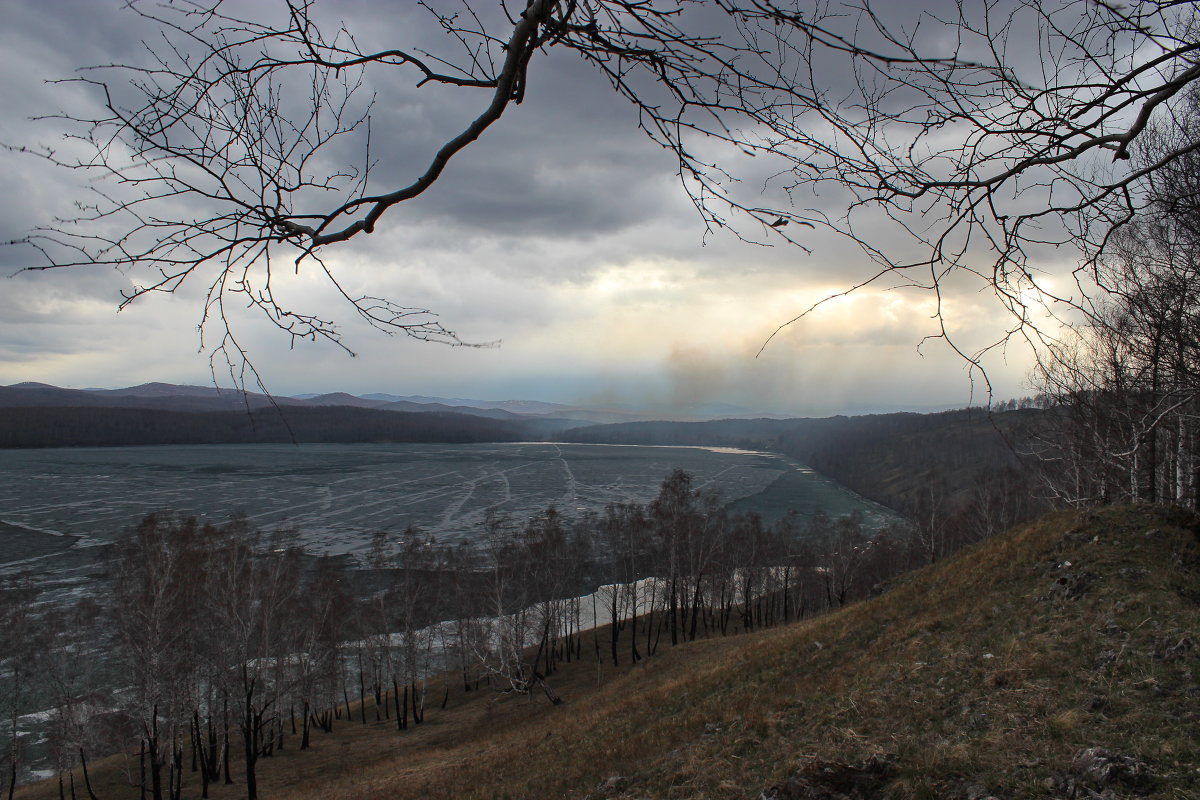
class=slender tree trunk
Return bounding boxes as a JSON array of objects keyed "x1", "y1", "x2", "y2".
[
  {"x1": 242, "y1": 704, "x2": 259, "y2": 800},
  {"x1": 146, "y1": 711, "x2": 164, "y2": 800},
  {"x1": 78, "y1": 748, "x2": 100, "y2": 800},
  {"x1": 533, "y1": 616, "x2": 552, "y2": 680},
  {"x1": 412, "y1": 681, "x2": 424, "y2": 724},
  {"x1": 629, "y1": 582, "x2": 640, "y2": 664},
  {"x1": 532, "y1": 673, "x2": 562, "y2": 706},
  {"x1": 401, "y1": 683, "x2": 409, "y2": 730},
  {"x1": 194, "y1": 712, "x2": 211, "y2": 799},
  {"x1": 592, "y1": 593, "x2": 601, "y2": 663},
  {"x1": 171, "y1": 740, "x2": 183, "y2": 800},
  {"x1": 222, "y1": 696, "x2": 233, "y2": 785},
  {"x1": 358, "y1": 654, "x2": 368, "y2": 724},
  {"x1": 301, "y1": 701, "x2": 311, "y2": 750},
  {"x1": 782, "y1": 569, "x2": 791, "y2": 623},
  {"x1": 688, "y1": 578, "x2": 703, "y2": 641},
  {"x1": 608, "y1": 589, "x2": 621, "y2": 667},
  {"x1": 393, "y1": 680, "x2": 405, "y2": 731},
  {"x1": 652, "y1": 582, "x2": 662, "y2": 657},
  {"x1": 669, "y1": 578, "x2": 679, "y2": 647}
]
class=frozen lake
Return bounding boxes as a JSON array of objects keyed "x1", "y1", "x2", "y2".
[{"x1": 0, "y1": 442, "x2": 890, "y2": 592}]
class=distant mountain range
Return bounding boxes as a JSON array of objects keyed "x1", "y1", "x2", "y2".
[
  {"x1": 2, "y1": 382, "x2": 785, "y2": 424},
  {"x1": 5, "y1": 381, "x2": 299, "y2": 412},
  {"x1": 295, "y1": 390, "x2": 779, "y2": 422},
  {"x1": 0, "y1": 381, "x2": 795, "y2": 449},
  {"x1": 0, "y1": 382, "x2": 562, "y2": 444}
]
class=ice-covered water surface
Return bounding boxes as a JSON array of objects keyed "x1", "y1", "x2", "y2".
[
  {"x1": 0, "y1": 442, "x2": 890, "y2": 587},
  {"x1": 0, "y1": 442, "x2": 768, "y2": 553}
]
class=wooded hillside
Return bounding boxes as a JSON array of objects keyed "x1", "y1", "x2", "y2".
[{"x1": 14, "y1": 506, "x2": 1195, "y2": 800}]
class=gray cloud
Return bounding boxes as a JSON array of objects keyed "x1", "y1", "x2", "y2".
[{"x1": 0, "y1": 0, "x2": 1040, "y2": 411}]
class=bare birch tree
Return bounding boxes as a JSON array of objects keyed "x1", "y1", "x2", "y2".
[
  {"x1": 1033, "y1": 89, "x2": 1200, "y2": 507},
  {"x1": 0, "y1": 577, "x2": 40, "y2": 799}
]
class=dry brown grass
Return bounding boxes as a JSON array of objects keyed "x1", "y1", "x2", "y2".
[{"x1": 17, "y1": 506, "x2": 1200, "y2": 799}]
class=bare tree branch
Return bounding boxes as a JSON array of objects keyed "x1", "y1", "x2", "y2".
[{"x1": 8, "y1": 0, "x2": 1200, "y2": 386}]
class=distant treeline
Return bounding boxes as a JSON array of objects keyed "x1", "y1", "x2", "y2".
[
  {"x1": 562, "y1": 408, "x2": 1050, "y2": 536},
  {"x1": 0, "y1": 405, "x2": 530, "y2": 448},
  {"x1": 559, "y1": 417, "x2": 796, "y2": 449}
]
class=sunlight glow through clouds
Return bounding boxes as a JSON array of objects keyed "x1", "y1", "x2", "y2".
[
  {"x1": 0, "y1": 1, "x2": 1060, "y2": 413},
  {"x1": 484, "y1": 262, "x2": 1041, "y2": 413}
]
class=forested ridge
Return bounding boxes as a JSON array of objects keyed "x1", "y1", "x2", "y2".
[
  {"x1": 564, "y1": 408, "x2": 1049, "y2": 544},
  {"x1": 0, "y1": 406, "x2": 529, "y2": 448}
]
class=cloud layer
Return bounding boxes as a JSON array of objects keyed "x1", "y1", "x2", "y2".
[{"x1": 0, "y1": 0, "x2": 1042, "y2": 414}]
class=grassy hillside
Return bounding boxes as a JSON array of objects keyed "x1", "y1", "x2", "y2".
[{"x1": 19, "y1": 506, "x2": 1198, "y2": 799}]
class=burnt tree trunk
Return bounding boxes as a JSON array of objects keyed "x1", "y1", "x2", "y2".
[
  {"x1": 300, "y1": 701, "x2": 312, "y2": 750},
  {"x1": 78, "y1": 749, "x2": 100, "y2": 800}
]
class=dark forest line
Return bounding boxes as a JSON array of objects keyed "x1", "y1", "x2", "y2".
[
  {"x1": 0, "y1": 406, "x2": 531, "y2": 448},
  {"x1": 562, "y1": 408, "x2": 1051, "y2": 533}
]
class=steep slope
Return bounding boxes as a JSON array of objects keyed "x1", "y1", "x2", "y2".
[
  {"x1": 339, "y1": 506, "x2": 1199, "y2": 799},
  {"x1": 15, "y1": 507, "x2": 1197, "y2": 799}
]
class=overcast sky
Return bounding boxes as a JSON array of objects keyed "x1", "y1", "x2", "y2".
[{"x1": 0, "y1": 0, "x2": 1046, "y2": 415}]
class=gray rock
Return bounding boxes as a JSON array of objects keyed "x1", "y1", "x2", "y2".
[
  {"x1": 965, "y1": 783, "x2": 1002, "y2": 800},
  {"x1": 1071, "y1": 746, "x2": 1155, "y2": 790},
  {"x1": 1049, "y1": 571, "x2": 1099, "y2": 600},
  {"x1": 760, "y1": 754, "x2": 895, "y2": 799},
  {"x1": 587, "y1": 775, "x2": 632, "y2": 799},
  {"x1": 1162, "y1": 635, "x2": 1195, "y2": 660}
]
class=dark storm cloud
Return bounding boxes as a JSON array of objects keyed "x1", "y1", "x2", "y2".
[
  {"x1": 0, "y1": 2, "x2": 164, "y2": 271},
  {"x1": 0, "y1": 0, "x2": 912, "y2": 275},
  {"x1": 293, "y1": 30, "x2": 685, "y2": 247}
]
